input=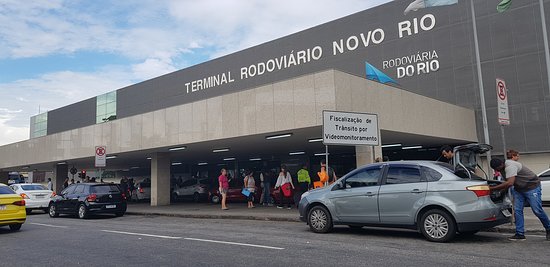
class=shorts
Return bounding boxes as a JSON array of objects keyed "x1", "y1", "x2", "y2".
[
  {"x1": 247, "y1": 192, "x2": 255, "y2": 202},
  {"x1": 220, "y1": 188, "x2": 228, "y2": 194}
]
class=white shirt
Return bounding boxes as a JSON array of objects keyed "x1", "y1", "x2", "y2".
[{"x1": 275, "y1": 172, "x2": 294, "y2": 188}]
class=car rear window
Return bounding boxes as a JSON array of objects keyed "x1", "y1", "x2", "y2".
[
  {"x1": 91, "y1": 185, "x2": 121, "y2": 194},
  {"x1": 21, "y1": 184, "x2": 48, "y2": 191},
  {"x1": 0, "y1": 186, "x2": 15, "y2": 194}
]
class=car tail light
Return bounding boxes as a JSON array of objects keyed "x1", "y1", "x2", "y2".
[
  {"x1": 20, "y1": 193, "x2": 29, "y2": 199},
  {"x1": 139, "y1": 188, "x2": 144, "y2": 193},
  {"x1": 466, "y1": 185, "x2": 491, "y2": 197},
  {"x1": 51, "y1": 192, "x2": 56, "y2": 197},
  {"x1": 13, "y1": 200, "x2": 26, "y2": 206},
  {"x1": 121, "y1": 193, "x2": 127, "y2": 200},
  {"x1": 87, "y1": 194, "x2": 97, "y2": 202}
]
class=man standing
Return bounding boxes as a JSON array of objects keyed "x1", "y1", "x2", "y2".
[
  {"x1": 297, "y1": 164, "x2": 311, "y2": 193},
  {"x1": 489, "y1": 158, "x2": 550, "y2": 241},
  {"x1": 47, "y1": 178, "x2": 53, "y2": 191},
  {"x1": 320, "y1": 160, "x2": 337, "y2": 184}
]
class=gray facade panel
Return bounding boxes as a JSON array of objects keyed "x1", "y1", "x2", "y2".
[
  {"x1": 43, "y1": 0, "x2": 550, "y2": 153},
  {"x1": 47, "y1": 98, "x2": 96, "y2": 135}
]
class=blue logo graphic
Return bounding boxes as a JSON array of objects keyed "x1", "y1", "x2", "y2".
[{"x1": 365, "y1": 62, "x2": 398, "y2": 85}]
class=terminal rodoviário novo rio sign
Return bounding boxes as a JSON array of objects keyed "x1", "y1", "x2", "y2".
[{"x1": 323, "y1": 111, "x2": 379, "y2": 146}]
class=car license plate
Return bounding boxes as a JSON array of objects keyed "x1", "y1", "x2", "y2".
[
  {"x1": 0, "y1": 205, "x2": 5, "y2": 210},
  {"x1": 106, "y1": 205, "x2": 116, "y2": 209},
  {"x1": 502, "y1": 209, "x2": 512, "y2": 217}
]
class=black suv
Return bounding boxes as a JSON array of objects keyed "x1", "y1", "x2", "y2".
[{"x1": 48, "y1": 183, "x2": 127, "y2": 219}]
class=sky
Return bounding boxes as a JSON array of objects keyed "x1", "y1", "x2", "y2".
[{"x1": 0, "y1": 0, "x2": 392, "y2": 146}]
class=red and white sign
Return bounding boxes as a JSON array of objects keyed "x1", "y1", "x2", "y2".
[
  {"x1": 496, "y1": 78, "x2": 510, "y2": 125},
  {"x1": 95, "y1": 146, "x2": 106, "y2": 167}
]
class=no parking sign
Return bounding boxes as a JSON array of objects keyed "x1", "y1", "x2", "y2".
[
  {"x1": 95, "y1": 146, "x2": 106, "y2": 167},
  {"x1": 496, "y1": 78, "x2": 510, "y2": 126}
]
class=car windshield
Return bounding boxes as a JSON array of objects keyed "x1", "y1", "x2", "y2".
[
  {"x1": 91, "y1": 185, "x2": 121, "y2": 194},
  {"x1": 21, "y1": 184, "x2": 48, "y2": 191},
  {"x1": 0, "y1": 186, "x2": 15, "y2": 194}
]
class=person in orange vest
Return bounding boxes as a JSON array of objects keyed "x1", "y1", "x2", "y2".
[{"x1": 314, "y1": 160, "x2": 338, "y2": 188}]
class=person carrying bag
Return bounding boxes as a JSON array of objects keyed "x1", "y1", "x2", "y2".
[{"x1": 274, "y1": 164, "x2": 295, "y2": 209}]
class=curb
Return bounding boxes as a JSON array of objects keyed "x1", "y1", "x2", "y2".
[{"x1": 125, "y1": 211, "x2": 301, "y2": 222}]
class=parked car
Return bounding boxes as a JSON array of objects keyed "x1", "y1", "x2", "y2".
[
  {"x1": 538, "y1": 168, "x2": 550, "y2": 204},
  {"x1": 0, "y1": 183, "x2": 26, "y2": 231},
  {"x1": 209, "y1": 177, "x2": 261, "y2": 204},
  {"x1": 48, "y1": 183, "x2": 127, "y2": 219},
  {"x1": 299, "y1": 144, "x2": 512, "y2": 242},
  {"x1": 172, "y1": 178, "x2": 210, "y2": 202},
  {"x1": 9, "y1": 183, "x2": 54, "y2": 214},
  {"x1": 132, "y1": 180, "x2": 151, "y2": 202}
]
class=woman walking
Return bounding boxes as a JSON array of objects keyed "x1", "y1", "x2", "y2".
[
  {"x1": 274, "y1": 165, "x2": 295, "y2": 209},
  {"x1": 244, "y1": 170, "x2": 256, "y2": 208},
  {"x1": 219, "y1": 168, "x2": 229, "y2": 210}
]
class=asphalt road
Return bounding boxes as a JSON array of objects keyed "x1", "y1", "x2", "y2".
[{"x1": 1, "y1": 212, "x2": 549, "y2": 267}]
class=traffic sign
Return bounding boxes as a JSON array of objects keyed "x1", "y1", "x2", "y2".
[
  {"x1": 496, "y1": 78, "x2": 510, "y2": 125},
  {"x1": 323, "y1": 110, "x2": 379, "y2": 146},
  {"x1": 95, "y1": 146, "x2": 106, "y2": 167}
]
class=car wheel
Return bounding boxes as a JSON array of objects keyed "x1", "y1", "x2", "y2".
[
  {"x1": 78, "y1": 204, "x2": 88, "y2": 219},
  {"x1": 420, "y1": 209, "x2": 456, "y2": 242},
  {"x1": 26, "y1": 208, "x2": 32, "y2": 215},
  {"x1": 308, "y1": 206, "x2": 333, "y2": 233},
  {"x1": 193, "y1": 192, "x2": 200, "y2": 203},
  {"x1": 9, "y1": 224, "x2": 22, "y2": 231},
  {"x1": 211, "y1": 195, "x2": 220, "y2": 204},
  {"x1": 48, "y1": 203, "x2": 59, "y2": 218}
]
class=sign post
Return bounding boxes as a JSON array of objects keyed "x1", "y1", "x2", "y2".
[
  {"x1": 95, "y1": 146, "x2": 106, "y2": 182},
  {"x1": 323, "y1": 111, "x2": 380, "y2": 185},
  {"x1": 496, "y1": 78, "x2": 510, "y2": 156}
]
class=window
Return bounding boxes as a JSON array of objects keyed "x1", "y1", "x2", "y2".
[
  {"x1": 96, "y1": 91, "x2": 117, "y2": 123},
  {"x1": 61, "y1": 185, "x2": 76, "y2": 195},
  {"x1": 540, "y1": 170, "x2": 550, "y2": 181},
  {"x1": 21, "y1": 184, "x2": 48, "y2": 191},
  {"x1": 344, "y1": 167, "x2": 382, "y2": 188},
  {"x1": 421, "y1": 166, "x2": 443, "y2": 182},
  {"x1": 385, "y1": 166, "x2": 423, "y2": 185},
  {"x1": 30, "y1": 112, "x2": 48, "y2": 138},
  {"x1": 0, "y1": 186, "x2": 15, "y2": 194},
  {"x1": 74, "y1": 185, "x2": 85, "y2": 194},
  {"x1": 91, "y1": 185, "x2": 120, "y2": 193}
]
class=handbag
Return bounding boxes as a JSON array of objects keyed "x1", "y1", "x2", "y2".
[
  {"x1": 281, "y1": 183, "x2": 293, "y2": 198},
  {"x1": 241, "y1": 188, "x2": 251, "y2": 197}
]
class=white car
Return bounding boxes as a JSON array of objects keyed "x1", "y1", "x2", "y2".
[
  {"x1": 539, "y1": 169, "x2": 550, "y2": 204},
  {"x1": 131, "y1": 180, "x2": 151, "y2": 202},
  {"x1": 9, "y1": 183, "x2": 54, "y2": 214},
  {"x1": 172, "y1": 178, "x2": 210, "y2": 202}
]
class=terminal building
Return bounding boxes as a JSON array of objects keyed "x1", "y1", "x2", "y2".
[{"x1": 1, "y1": 0, "x2": 549, "y2": 205}]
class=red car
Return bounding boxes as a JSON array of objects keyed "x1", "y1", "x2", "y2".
[{"x1": 209, "y1": 185, "x2": 261, "y2": 204}]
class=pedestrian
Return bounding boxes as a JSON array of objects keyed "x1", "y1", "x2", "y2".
[
  {"x1": 297, "y1": 164, "x2": 311, "y2": 193},
  {"x1": 128, "y1": 178, "x2": 135, "y2": 200},
  {"x1": 489, "y1": 158, "x2": 550, "y2": 241},
  {"x1": 320, "y1": 159, "x2": 338, "y2": 184},
  {"x1": 259, "y1": 169, "x2": 273, "y2": 206},
  {"x1": 70, "y1": 178, "x2": 75, "y2": 185},
  {"x1": 219, "y1": 168, "x2": 229, "y2": 210},
  {"x1": 244, "y1": 170, "x2": 256, "y2": 208},
  {"x1": 47, "y1": 178, "x2": 53, "y2": 191},
  {"x1": 507, "y1": 149, "x2": 520, "y2": 161},
  {"x1": 119, "y1": 177, "x2": 128, "y2": 196},
  {"x1": 62, "y1": 178, "x2": 69, "y2": 189},
  {"x1": 440, "y1": 145, "x2": 454, "y2": 164},
  {"x1": 274, "y1": 165, "x2": 295, "y2": 209}
]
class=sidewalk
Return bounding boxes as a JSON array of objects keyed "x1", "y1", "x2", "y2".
[{"x1": 126, "y1": 202, "x2": 550, "y2": 233}]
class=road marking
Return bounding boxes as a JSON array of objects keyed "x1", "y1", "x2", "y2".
[
  {"x1": 184, "y1": 237, "x2": 285, "y2": 250},
  {"x1": 101, "y1": 230, "x2": 182, "y2": 239},
  {"x1": 30, "y1": 223, "x2": 69, "y2": 229}
]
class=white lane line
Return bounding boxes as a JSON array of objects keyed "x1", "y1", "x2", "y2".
[
  {"x1": 30, "y1": 223, "x2": 69, "y2": 229},
  {"x1": 101, "y1": 230, "x2": 182, "y2": 239},
  {"x1": 184, "y1": 237, "x2": 285, "y2": 250}
]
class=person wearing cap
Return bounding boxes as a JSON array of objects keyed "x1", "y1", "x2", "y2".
[{"x1": 489, "y1": 157, "x2": 550, "y2": 241}]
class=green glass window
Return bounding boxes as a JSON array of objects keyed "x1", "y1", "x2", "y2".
[
  {"x1": 96, "y1": 91, "x2": 117, "y2": 123},
  {"x1": 31, "y1": 112, "x2": 48, "y2": 138}
]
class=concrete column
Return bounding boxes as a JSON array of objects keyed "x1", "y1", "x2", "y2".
[
  {"x1": 151, "y1": 152, "x2": 171, "y2": 206},
  {"x1": 0, "y1": 171, "x2": 8, "y2": 184},
  {"x1": 53, "y1": 164, "x2": 68, "y2": 193},
  {"x1": 355, "y1": 145, "x2": 383, "y2": 168}
]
